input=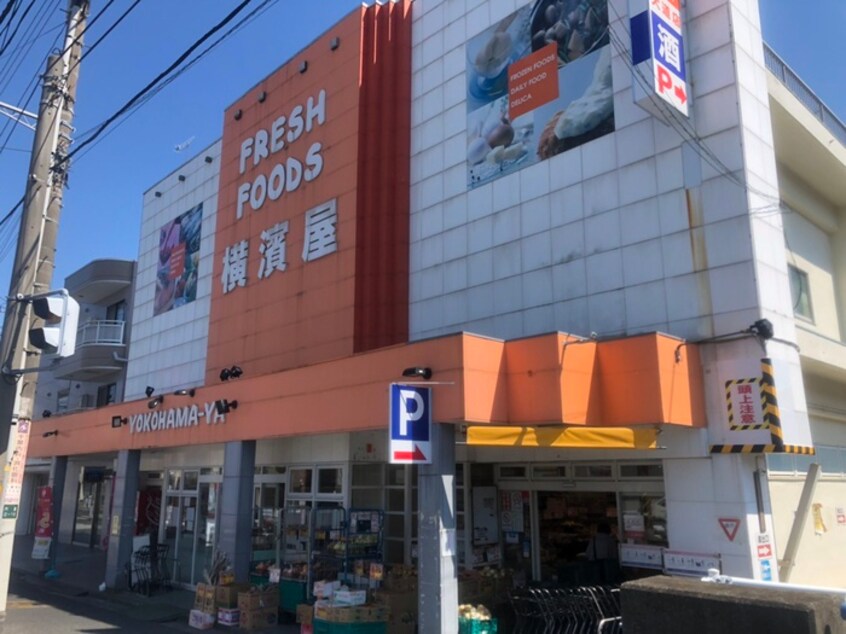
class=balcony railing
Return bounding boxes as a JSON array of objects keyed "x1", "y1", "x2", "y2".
[
  {"x1": 77, "y1": 320, "x2": 125, "y2": 347},
  {"x1": 764, "y1": 43, "x2": 846, "y2": 147}
]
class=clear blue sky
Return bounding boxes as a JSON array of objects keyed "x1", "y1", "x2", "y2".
[{"x1": 0, "y1": 0, "x2": 841, "y2": 301}]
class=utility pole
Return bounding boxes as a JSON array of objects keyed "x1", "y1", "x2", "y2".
[{"x1": 0, "y1": 0, "x2": 88, "y2": 620}]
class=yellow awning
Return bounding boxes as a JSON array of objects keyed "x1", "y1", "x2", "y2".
[{"x1": 466, "y1": 426, "x2": 658, "y2": 449}]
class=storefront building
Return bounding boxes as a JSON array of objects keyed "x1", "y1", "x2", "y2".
[{"x1": 22, "y1": 0, "x2": 846, "y2": 624}]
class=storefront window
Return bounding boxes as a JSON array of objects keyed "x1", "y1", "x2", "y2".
[
  {"x1": 619, "y1": 463, "x2": 663, "y2": 478},
  {"x1": 290, "y1": 468, "x2": 313, "y2": 494},
  {"x1": 317, "y1": 467, "x2": 342, "y2": 494},
  {"x1": 532, "y1": 465, "x2": 568, "y2": 479},
  {"x1": 167, "y1": 470, "x2": 182, "y2": 491},
  {"x1": 573, "y1": 464, "x2": 613, "y2": 479},
  {"x1": 387, "y1": 465, "x2": 405, "y2": 486},
  {"x1": 183, "y1": 470, "x2": 199, "y2": 491},
  {"x1": 497, "y1": 465, "x2": 527, "y2": 479},
  {"x1": 619, "y1": 494, "x2": 667, "y2": 547}
]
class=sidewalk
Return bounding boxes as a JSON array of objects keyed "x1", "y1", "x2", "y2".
[{"x1": 11, "y1": 535, "x2": 299, "y2": 632}]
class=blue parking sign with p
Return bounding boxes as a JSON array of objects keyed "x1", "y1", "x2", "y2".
[
  {"x1": 389, "y1": 384, "x2": 432, "y2": 464},
  {"x1": 390, "y1": 384, "x2": 431, "y2": 442}
]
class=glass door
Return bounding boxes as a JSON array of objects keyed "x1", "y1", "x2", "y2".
[
  {"x1": 193, "y1": 483, "x2": 219, "y2": 585},
  {"x1": 160, "y1": 469, "x2": 221, "y2": 587}
]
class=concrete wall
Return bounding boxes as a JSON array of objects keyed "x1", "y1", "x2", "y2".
[
  {"x1": 622, "y1": 575, "x2": 845, "y2": 634},
  {"x1": 770, "y1": 476, "x2": 846, "y2": 587},
  {"x1": 125, "y1": 141, "x2": 221, "y2": 400}
]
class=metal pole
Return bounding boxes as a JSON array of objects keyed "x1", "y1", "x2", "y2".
[
  {"x1": 778, "y1": 462, "x2": 821, "y2": 582},
  {"x1": 0, "y1": 0, "x2": 87, "y2": 619}
]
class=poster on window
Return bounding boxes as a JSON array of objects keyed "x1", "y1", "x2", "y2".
[
  {"x1": 154, "y1": 203, "x2": 203, "y2": 315},
  {"x1": 466, "y1": 0, "x2": 614, "y2": 189}
]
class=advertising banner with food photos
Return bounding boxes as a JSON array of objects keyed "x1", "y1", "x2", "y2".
[
  {"x1": 154, "y1": 203, "x2": 203, "y2": 315},
  {"x1": 467, "y1": 0, "x2": 615, "y2": 188}
]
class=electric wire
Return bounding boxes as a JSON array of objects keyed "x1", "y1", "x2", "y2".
[
  {"x1": 604, "y1": 3, "x2": 784, "y2": 209},
  {"x1": 0, "y1": 0, "x2": 21, "y2": 49},
  {"x1": 0, "y1": 0, "x2": 37, "y2": 60},
  {"x1": 0, "y1": 0, "x2": 56, "y2": 93},
  {"x1": 72, "y1": 0, "x2": 277, "y2": 164},
  {"x1": 0, "y1": 0, "x2": 115, "y2": 157},
  {"x1": 0, "y1": 0, "x2": 270, "y2": 263},
  {"x1": 68, "y1": 0, "x2": 138, "y2": 75},
  {"x1": 62, "y1": 0, "x2": 258, "y2": 165},
  {"x1": 0, "y1": 0, "x2": 19, "y2": 31}
]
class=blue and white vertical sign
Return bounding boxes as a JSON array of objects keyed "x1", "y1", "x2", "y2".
[
  {"x1": 630, "y1": 0, "x2": 689, "y2": 117},
  {"x1": 389, "y1": 384, "x2": 432, "y2": 464}
]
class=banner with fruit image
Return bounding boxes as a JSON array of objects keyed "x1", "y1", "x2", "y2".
[
  {"x1": 31, "y1": 486, "x2": 53, "y2": 559},
  {"x1": 154, "y1": 202, "x2": 203, "y2": 315},
  {"x1": 466, "y1": 0, "x2": 614, "y2": 188}
]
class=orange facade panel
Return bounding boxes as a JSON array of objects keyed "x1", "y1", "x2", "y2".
[
  {"x1": 29, "y1": 331, "x2": 704, "y2": 459},
  {"x1": 206, "y1": 2, "x2": 411, "y2": 385}
]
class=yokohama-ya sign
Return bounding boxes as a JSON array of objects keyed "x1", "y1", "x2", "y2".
[{"x1": 129, "y1": 403, "x2": 228, "y2": 434}]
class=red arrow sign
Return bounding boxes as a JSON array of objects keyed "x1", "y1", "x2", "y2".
[
  {"x1": 757, "y1": 543, "x2": 772, "y2": 558},
  {"x1": 393, "y1": 445, "x2": 427, "y2": 462},
  {"x1": 674, "y1": 84, "x2": 687, "y2": 104},
  {"x1": 719, "y1": 517, "x2": 740, "y2": 542}
]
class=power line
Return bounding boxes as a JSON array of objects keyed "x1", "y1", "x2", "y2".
[
  {"x1": 72, "y1": 0, "x2": 276, "y2": 162},
  {"x1": 604, "y1": 3, "x2": 783, "y2": 208},
  {"x1": 0, "y1": 0, "x2": 18, "y2": 31},
  {"x1": 0, "y1": 0, "x2": 272, "y2": 263},
  {"x1": 69, "y1": 0, "x2": 137, "y2": 75},
  {"x1": 0, "y1": 0, "x2": 36, "y2": 59},
  {"x1": 64, "y1": 0, "x2": 257, "y2": 164},
  {"x1": 0, "y1": 0, "x2": 57, "y2": 93}
]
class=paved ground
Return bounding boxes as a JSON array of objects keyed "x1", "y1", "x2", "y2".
[{"x1": 7, "y1": 536, "x2": 300, "y2": 632}]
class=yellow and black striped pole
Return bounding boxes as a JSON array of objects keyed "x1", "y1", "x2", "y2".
[{"x1": 760, "y1": 357, "x2": 784, "y2": 452}]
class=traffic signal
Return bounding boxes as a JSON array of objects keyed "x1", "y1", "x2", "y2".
[{"x1": 28, "y1": 289, "x2": 79, "y2": 358}]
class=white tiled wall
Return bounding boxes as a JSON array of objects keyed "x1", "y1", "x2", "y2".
[
  {"x1": 124, "y1": 141, "x2": 221, "y2": 400},
  {"x1": 408, "y1": 0, "x2": 798, "y2": 344},
  {"x1": 408, "y1": 0, "x2": 812, "y2": 449}
]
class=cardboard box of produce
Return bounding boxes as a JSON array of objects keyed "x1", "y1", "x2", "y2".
[
  {"x1": 194, "y1": 583, "x2": 217, "y2": 615},
  {"x1": 313, "y1": 604, "x2": 390, "y2": 623},
  {"x1": 239, "y1": 608, "x2": 278, "y2": 631},
  {"x1": 373, "y1": 590, "x2": 417, "y2": 633},
  {"x1": 217, "y1": 607, "x2": 239, "y2": 627},
  {"x1": 216, "y1": 583, "x2": 251, "y2": 609},
  {"x1": 297, "y1": 603, "x2": 313, "y2": 625},
  {"x1": 238, "y1": 586, "x2": 279, "y2": 613},
  {"x1": 188, "y1": 609, "x2": 215, "y2": 630}
]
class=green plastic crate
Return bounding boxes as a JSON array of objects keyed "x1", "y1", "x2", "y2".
[
  {"x1": 280, "y1": 578, "x2": 307, "y2": 612},
  {"x1": 459, "y1": 617, "x2": 498, "y2": 634},
  {"x1": 313, "y1": 619, "x2": 387, "y2": 634}
]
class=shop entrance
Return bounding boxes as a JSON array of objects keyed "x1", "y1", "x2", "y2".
[
  {"x1": 72, "y1": 467, "x2": 113, "y2": 549},
  {"x1": 536, "y1": 491, "x2": 619, "y2": 584},
  {"x1": 161, "y1": 470, "x2": 220, "y2": 586}
]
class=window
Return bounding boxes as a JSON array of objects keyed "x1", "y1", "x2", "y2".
[
  {"x1": 788, "y1": 265, "x2": 813, "y2": 321},
  {"x1": 573, "y1": 464, "x2": 613, "y2": 479},
  {"x1": 619, "y1": 463, "x2": 664, "y2": 479},
  {"x1": 56, "y1": 390, "x2": 69, "y2": 412},
  {"x1": 106, "y1": 300, "x2": 127, "y2": 322},
  {"x1": 96, "y1": 383, "x2": 117, "y2": 407}
]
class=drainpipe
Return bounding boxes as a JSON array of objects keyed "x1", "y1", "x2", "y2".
[{"x1": 779, "y1": 463, "x2": 821, "y2": 582}]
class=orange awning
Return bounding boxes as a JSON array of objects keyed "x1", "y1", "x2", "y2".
[{"x1": 466, "y1": 425, "x2": 659, "y2": 449}]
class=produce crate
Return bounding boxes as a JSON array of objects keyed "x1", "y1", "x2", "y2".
[
  {"x1": 281, "y1": 578, "x2": 308, "y2": 613},
  {"x1": 216, "y1": 583, "x2": 251, "y2": 609},
  {"x1": 313, "y1": 619, "x2": 387, "y2": 634},
  {"x1": 458, "y1": 617, "x2": 498, "y2": 634}
]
